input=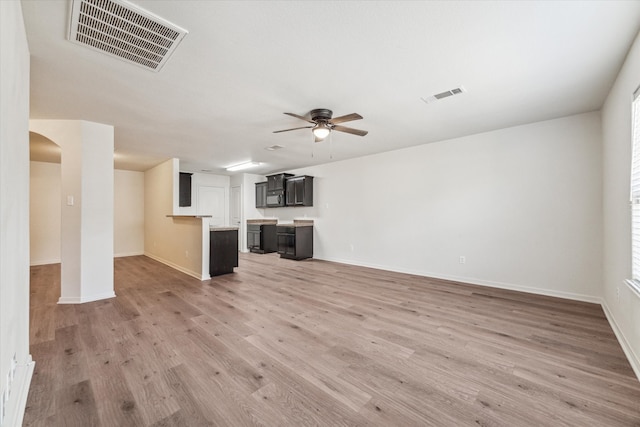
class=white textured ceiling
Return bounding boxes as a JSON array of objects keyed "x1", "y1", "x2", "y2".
[{"x1": 21, "y1": 0, "x2": 640, "y2": 174}]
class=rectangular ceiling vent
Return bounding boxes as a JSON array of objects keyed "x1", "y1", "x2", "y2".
[
  {"x1": 68, "y1": 0, "x2": 188, "y2": 72},
  {"x1": 421, "y1": 86, "x2": 466, "y2": 104}
]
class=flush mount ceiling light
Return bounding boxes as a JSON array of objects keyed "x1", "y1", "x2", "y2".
[
  {"x1": 68, "y1": 0, "x2": 188, "y2": 72},
  {"x1": 226, "y1": 161, "x2": 261, "y2": 172}
]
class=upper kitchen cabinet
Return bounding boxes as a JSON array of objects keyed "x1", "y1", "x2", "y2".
[
  {"x1": 255, "y1": 182, "x2": 267, "y2": 208},
  {"x1": 179, "y1": 172, "x2": 192, "y2": 207},
  {"x1": 286, "y1": 175, "x2": 313, "y2": 206},
  {"x1": 266, "y1": 173, "x2": 293, "y2": 191}
]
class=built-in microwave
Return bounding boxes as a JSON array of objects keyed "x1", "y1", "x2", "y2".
[{"x1": 266, "y1": 190, "x2": 285, "y2": 207}]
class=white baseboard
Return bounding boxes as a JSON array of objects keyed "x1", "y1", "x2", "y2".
[
  {"x1": 143, "y1": 252, "x2": 208, "y2": 281},
  {"x1": 317, "y1": 256, "x2": 601, "y2": 304},
  {"x1": 58, "y1": 291, "x2": 116, "y2": 304},
  {"x1": 3, "y1": 355, "x2": 35, "y2": 427},
  {"x1": 31, "y1": 252, "x2": 145, "y2": 266},
  {"x1": 29, "y1": 258, "x2": 61, "y2": 267},
  {"x1": 114, "y1": 251, "x2": 144, "y2": 258},
  {"x1": 601, "y1": 301, "x2": 640, "y2": 381}
]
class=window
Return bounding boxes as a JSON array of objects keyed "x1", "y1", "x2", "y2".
[{"x1": 629, "y1": 85, "x2": 640, "y2": 293}]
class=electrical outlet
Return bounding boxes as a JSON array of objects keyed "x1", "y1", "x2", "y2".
[
  {"x1": 459, "y1": 256, "x2": 466, "y2": 264},
  {"x1": 616, "y1": 286, "x2": 620, "y2": 302},
  {"x1": 185, "y1": 250, "x2": 189, "y2": 258}
]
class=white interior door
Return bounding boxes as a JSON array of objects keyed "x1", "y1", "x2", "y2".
[
  {"x1": 231, "y1": 185, "x2": 242, "y2": 249},
  {"x1": 198, "y1": 186, "x2": 225, "y2": 226}
]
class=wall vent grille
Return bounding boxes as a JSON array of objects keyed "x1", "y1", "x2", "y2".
[
  {"x1": 421, "y1": 86, "x2": 466, "y2": 104},
  {"x1": 69, "y1": 0, "x2": 188, "y2": 72}
]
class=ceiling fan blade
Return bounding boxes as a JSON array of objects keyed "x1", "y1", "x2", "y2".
[
  {"x1": 329, "y1": 113, "x2": 363, "y2": 124},
  {"x1": 273, "y1": 126, "x2": 313, "y2": 133},
  {"x1": 332, "y1": 125, "x2": 368, "y2": 137},
  {"x1": 284, "y1": 112, "x2": 315, "y2": 124}
]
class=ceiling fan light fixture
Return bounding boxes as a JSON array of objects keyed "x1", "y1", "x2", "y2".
[
  {"x1": 312, "y1": 122, "x2": 331, "y2": 140},
  {"x1": 274, "y1": 109, "x2": 367, "y2": 139}
]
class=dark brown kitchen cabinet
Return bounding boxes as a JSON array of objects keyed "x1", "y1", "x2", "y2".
[
  {"x1": 277, "y1": 225, "x2": 313, "y2": 260},
  {"x1": 266, "y1": 173, "x2": 293, "y2": 191},
  {"x1": 255, "y1": 182, "x2": 267, "y2": 208},
  {"x1": 248, "y1": 224, "x2": 277, "y2": 253},
  {"x1": 179, "y1": 172, "x2": 192, "y2": 207},
  {"x1": 210, "y1": 229, "x2": 238, "y2": 276},
  {"x1": 285, "y1": 175, "x2": 313, "y2": 206}
]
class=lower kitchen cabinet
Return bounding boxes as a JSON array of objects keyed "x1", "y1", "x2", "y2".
[
  {"x1": 248, "y1": 224, "x2": 277, "y2": 254},
  {"x1": 210, "y1": 228, "x2": 238, "y2": 276},
  {"x1": 276, "y1": 225, "x2": 313, "y2": 260}
]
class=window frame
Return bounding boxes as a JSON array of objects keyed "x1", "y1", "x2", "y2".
[{"x1": 626, "y1": 84, "x2": 640, "y2": 298}]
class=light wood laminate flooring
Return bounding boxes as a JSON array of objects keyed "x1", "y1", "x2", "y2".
[{"x1": 24, "y1": 254, "x2": 640, "y2": 426}]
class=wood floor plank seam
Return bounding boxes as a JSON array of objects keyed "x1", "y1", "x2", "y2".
[{"x1": 24, "y1": 254, "x2": 640, "y2": 426}]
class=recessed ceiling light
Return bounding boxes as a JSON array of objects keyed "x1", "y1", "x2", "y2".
[
  {"x1": 265, "y1": 145, "x2": 284, "y2": 151},
  {"x1": 226, "y1": 161, "x2": 261, "y2": 172}
]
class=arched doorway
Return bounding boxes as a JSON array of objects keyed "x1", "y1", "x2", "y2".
[{"x1": 28, "y1": 119, "x2": 115, "y2": 304}]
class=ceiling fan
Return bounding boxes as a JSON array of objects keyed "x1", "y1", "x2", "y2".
[{"x1": 274, "y1": 108, "x2": 368, "y2": 142}]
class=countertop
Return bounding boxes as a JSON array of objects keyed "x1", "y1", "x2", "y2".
[
  {"x1": 247, "y1": 219, "x2": 314, "y2": 227},
  {"x1": 210, "y1": 226, "x2": 239, "y2": 231},
  {"x1": 277, "y1": 219, "x2": 314, "y2": 228},
  {"x1": 247, "y1": 219, "x2": 278, "y2": 225},
  {"x1": 166, "y1": 215, "x2": 212, "y2": 218}
]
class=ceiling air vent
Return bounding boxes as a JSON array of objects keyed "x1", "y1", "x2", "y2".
[
  {"x1": 421, "y1": 86, "x2": 466, "y2": 104},
  {"x1": 68, "y1": 0, "x2": 188, "y2": 72}
]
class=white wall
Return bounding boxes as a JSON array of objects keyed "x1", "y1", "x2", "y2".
[
  {"x1": 0, "y1": 1, "x2": 34, "y2": 425},
  {"x1": 114, "y1": 169, "x2": 144, "y2": 257},
  {"x1": 30, "y1": 161, "x2": 61, "y2": 265},
  {"x1": 602, "y1": 30, "x2": 640, "y2": 378},
  {"x1": 177, "y1": 170, "x2": 230, "y2": 226},
  {"x1": 29, "y1": 164, "x2": 144, "y2": 263},
  {"x1": 29, "y1": 120, "x2": 115, "y2": 304},
  {"x1": 268, "y1": 112, "x2": 603, "y2": 303},
  {"x1": 145, "y1": 159, "x2": 209, "y2": 279}
]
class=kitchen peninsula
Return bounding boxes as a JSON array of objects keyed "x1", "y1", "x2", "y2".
[
  {"x1": 210, "y1": 226, "x2": 239, "y2": 276},
  {"x1": 160, "y1": 214, "x2": 238, "y2": 279}
]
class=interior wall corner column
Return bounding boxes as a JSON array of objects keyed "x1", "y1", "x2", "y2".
[{"x1": 29, "y1": 119, "x2": 115, "y2": 304}]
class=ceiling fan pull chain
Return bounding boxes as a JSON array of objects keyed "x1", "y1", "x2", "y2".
[{"x1": 330, "y1": 132, "x2": 333, "y2": 159}]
